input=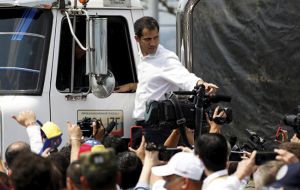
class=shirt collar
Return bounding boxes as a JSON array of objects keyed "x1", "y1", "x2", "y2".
[
  {"x1": 203, "y1": 169, "x2": 228, "y2": 186},
  {"x1": 137, "y1": 44, "x2": 161, "y2": 60}
]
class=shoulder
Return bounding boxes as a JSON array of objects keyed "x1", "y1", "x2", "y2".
[
  {"x1": 158, "y1": 45, "x2": 177, "y2": 58},
  {"x1": 157, "y1": 45, "x2": 181, "y2": 65}
]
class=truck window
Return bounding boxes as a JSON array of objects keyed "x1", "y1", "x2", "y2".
[
  {"x1": 56, "y1": 16, "x2": 137, "y2": 93},
  {"x1": 0, "y1": 7, "x2": 52, "y2": 95}
]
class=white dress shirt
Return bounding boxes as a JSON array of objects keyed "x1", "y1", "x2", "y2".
[
  {"x1": 133, "y1": 44, "x2": 201, "y2": 120},
  {"x1": 202, "y1": 169, "x2": 244, "y2": 190}
]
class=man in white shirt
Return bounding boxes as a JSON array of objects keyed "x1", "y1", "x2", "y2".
[
  {"x1": 116, "y1": 16, "x2": 218, "y2": 144},
  {"x1": 194, "y1": 133, "x2": 256, "y2": 190}
]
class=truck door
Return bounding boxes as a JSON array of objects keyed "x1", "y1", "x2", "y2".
[{"x1": 50, "y1": 13, "x2": 138, "y2": 141}]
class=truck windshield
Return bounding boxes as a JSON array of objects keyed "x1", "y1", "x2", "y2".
[{"x1": 0, "y1": 7, "x2": 52, "y2": 95}]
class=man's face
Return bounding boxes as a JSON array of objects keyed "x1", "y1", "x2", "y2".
[
  {"x1": 135, "y1": 28, "x2": 159, "y2": 56},
  {"x1": 163, "y1": 175, "x2": 184, "y2": 190}
]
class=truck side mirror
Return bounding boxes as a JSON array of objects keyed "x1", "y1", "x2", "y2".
[{"x1": 87, "y1": 17, "x2": 115, "y2": 98}]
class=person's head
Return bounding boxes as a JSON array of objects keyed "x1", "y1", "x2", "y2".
[
  {"x1": 47, "y1": 152, "x2": 70, "y2": 189},
  {"x1": 80, "y1": 149, "x2": 118, "y2": 190},
  {"x1": 194, "y1": 133, "x2": 228, "y2": 173},
  {"x1": 103, "y1": 136, "x2": 128, "y2": 155},
  {"x1": 67, "y1": 160, "x2": 82, "y2": 190},
  {"x1": 0, "y1": 172, "x2": 10, "y2": 190},
  {"x1": 134, "y1": 16, "x2": 160, "y2": 56},
  {"x1": 116, "y1": 151, "x2": 142, "y2": 189},
  {"x1": 253, "y1": 160, "x2": 284, "y2": 190},
  {"x1": 152, "y1": 152, "x2": 204, "y2": 190},
  {"x1": 279, "y1": 142, "x2": 300, "y2": 160},
  {"x1": 10, "y1": 152, "x2": 54, "y2": 190},
  {"x1": 5, "y1": 141, "x2": 31, "y2": 169}
]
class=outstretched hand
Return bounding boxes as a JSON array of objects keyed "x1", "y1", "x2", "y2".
[
  {"x1": 12, "y1": 110, "x2": 37, "y2": 127},
  {"x1": 129, "y1": 136, "x2": 146, "y2": 163}
]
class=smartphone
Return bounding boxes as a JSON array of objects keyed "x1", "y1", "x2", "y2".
[
  {"x1": 130, "y1": 126, "x2": 143, "y2": 149},
  {"x1": 255, "y1": 151, "x2": 278, "y2": 165},
  {"x1": 275, "y1": 127, "x2": 284, "y2": 144},
  {"x1": 158, "y1": 148, "x2": 182, "y2": 161}
]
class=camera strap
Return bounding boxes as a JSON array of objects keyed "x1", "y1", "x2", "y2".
[
  {"x1": 168, "y1": 93, "x2": 193, "y2": 148},
  {"x1": 168, "y1": 93, "x2": 186, "y2": 127}
]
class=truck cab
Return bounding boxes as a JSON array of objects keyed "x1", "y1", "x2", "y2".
[{"x1": 0, "y1": 0, "x2": 143, "y2": 156}]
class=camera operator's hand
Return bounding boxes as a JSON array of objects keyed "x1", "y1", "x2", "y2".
[
  {"x1": 129, "y1": 136, "x2": 146, "y2": 164},
  {"x1": 234, "y1": 151, "x2": 257, "y2": 180},
  {"x1": 206, "y1": 106, "x2": 225, "y2": 133},
  {"x1": 290, "y1": 133, "x2": 300, "y2": 144},
  {"x1": 197, "y1": 80, "x2": 219, "y2": 95},
  {"x1": 274, "y1": 148, "x2": 299, "y2": 164},
  {"x1": 92, "y1": 120, "x2": 105, "y2": 142},
  {"x1": 12, "y1": 110, "x2": 37, "y2": 128}
]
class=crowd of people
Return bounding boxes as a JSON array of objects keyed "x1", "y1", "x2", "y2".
[
  {"x1": 0, "y1": 109, "x2": 300, "y2": 190},
  {"x1": 1, "y1": 16, "x2": 300, "y2": 190}
]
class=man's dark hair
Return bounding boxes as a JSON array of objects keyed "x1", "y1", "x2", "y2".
[
  {"x1": 67, "y1": 160, "x2": 81, "y2": 189},
  {"x1": 116, "y1": 151, "x2": 142, "y2": 189},
  {"x1": 81, "y1": 150, "x2": 118, "y2": 190},
  {"x1": 195, "y1": 133, "x2": 228, "y2": 172},
  {"x1": 5, "y1": 141, "x2": 31, "y2": 168},
  {"x1": 10, "y1": 152, "x2": 54, "y2": 190},
  {"x1": 0, "y1": 172, "x2": 9, "y2": 190},
  {"x1": 103, "y1": 136, "x2": 128, "y2": 154},
  {"x1": 47, "y1": 152, "x2": 70, "y2": 189},
  {"x1": 134, "y1": 16, "x2": 159, "y2": 38}
]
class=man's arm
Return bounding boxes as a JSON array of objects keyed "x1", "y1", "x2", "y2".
[
  {"x1": 114, "y1": 82, "x2": 138, "y2": 93},
  {"x1": 196, "y1": 80, "x2": 219, "y2": 94},
  {"x1": 13, "y1": 111, "x2": 43, "y2": 154}
]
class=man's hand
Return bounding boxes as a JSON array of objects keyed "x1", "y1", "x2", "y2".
[
  {"x1": 206, "y1": 106, "x2": 225, "y2": 133},
  {"x1": 67, "y1": 121, "x2": 82, "y2": 141},
  {"x1": 129, "y1": 136, "x2": 146, "y2": 163},
  {"x1": 197, "y1": 80, "x2": 219, "y2": 94},
  {"x1": 114, "y1": 82, "x2": 137, "y2": 93},
  {"x1": 234, "y1": 151, "x2": 257, "y2": 180},
  {"x1": 290, "y1": 133, "x2": 300, "y2": 144},
  {"x1": 12, "y1": 111, "x2": 37, "y2": 127},
  {"x1": 275, "y1": 148, "x2": 299, "y2": 164}
]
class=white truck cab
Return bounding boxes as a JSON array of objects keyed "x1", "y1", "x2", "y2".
[{"x1": 0, "y1": 0, "x2": 143, "y2": 156}]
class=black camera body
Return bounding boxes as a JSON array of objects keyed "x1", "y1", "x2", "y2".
[
  {"x1": 283, "y1": 111, "x2": 300, "y2": 138},
  {"x1": 77, "y1": 117, "x2": 103, "y2": 138},
  {"x1": 146, "y1": 143, "x2": 182, "y2": 161},
  {"x1": 144, "y1": 86, "x2": 232, "y2": 130}
]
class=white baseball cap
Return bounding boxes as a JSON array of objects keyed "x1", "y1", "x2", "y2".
[{"x1": 152, "y1": 152, "x2": 204, "y2": 181}]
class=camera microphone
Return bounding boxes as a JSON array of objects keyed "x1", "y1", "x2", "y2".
[{"x1": 104, "y1": 121, "x2": 117, "y2": 137}]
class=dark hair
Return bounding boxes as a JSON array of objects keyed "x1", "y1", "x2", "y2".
[
  {"x1": 5, "y1": 141, "x2": 31, "y2": 168},
  {"x1": 116, "y1": 151, "x2": 143, "y2": 189},
  {"x1": 66, "y1": 160, "x2": 81, "y2": 189},
  {"x1": 47, "y1": 152, "x2": 70, "y2": 189},
  {"x1": 134, "y1": 16, "x2": 159, "y2": 37},
  {"x1": 279, "y1": 142, "x2": 300, "y2": 160},
  {"x1": 81, "y1": 150, "x2": 118, "y2": 190},
  {"x1": 103, "y1": 136, "x2": 128, "y2": 154},
  {"x1": 195, "y1": 133, "x2": 228, "y2": 172},
  {"x1": 10, "y1": 152, "x2": 54, "y2": 190},
  {"x1": 0, "y1": 172, "x2": 9, "y2": 190}
]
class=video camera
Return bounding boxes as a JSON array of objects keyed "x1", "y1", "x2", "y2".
[
  {"x1": 144, "y1": 85, "x2": 232, "y2": 130},
  {"x1": 146, "y1": 142, "x2": 182, "y2": 161},
  {"x1": 77, "y1": 117, "x2": 102, "y2": 138},
  {"x1": 283, "y1": 105, "x2": 300, "y2": 138}
]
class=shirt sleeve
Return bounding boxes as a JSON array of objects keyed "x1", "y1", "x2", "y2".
[
  {"x1": 26, "y1": 125, "x2": 43, "y2": 154},
  {"x1": 161, "y1": 54, "x2": 201, "y2": 91}
]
